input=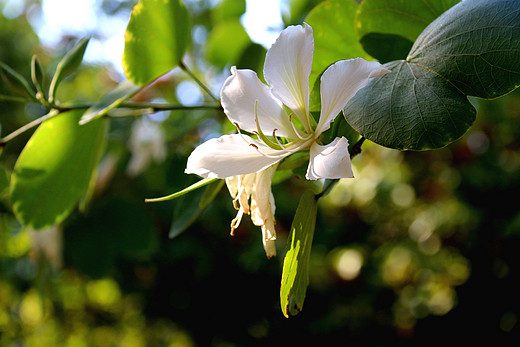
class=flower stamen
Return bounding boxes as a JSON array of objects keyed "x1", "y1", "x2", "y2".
[
  {"x1": 254, "y1": 100, "x2": 284, "y2": 150},
  {"x1": 288, "y1": 114, "x2": 309, "y2": 141}
]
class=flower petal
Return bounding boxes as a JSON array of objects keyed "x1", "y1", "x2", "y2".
[
  {"x1": 185, "y1": 134, "x2": 289, "y2": 179},
  {"x1": 306, "y1": 137, "x2": 353, "y2": 180},
  {"x1": 264, "y1": 24, "x2": 313, "y2": 130},
  {"x1": 316, "y1": 58, "x2": 391, "y2": 135},
  {"x1": 220, "y1": 67, "x2": 297, "y2": 138},
  {"x1": 250, "y1": 164, "x2": 278, "y2": 258}
]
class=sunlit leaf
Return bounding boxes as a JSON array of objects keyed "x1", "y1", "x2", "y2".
[
  {"x1": 10, "y1": 110, "x2": 106, "y2": 229},
  {"x1": 211, "y1": 0, "x2": 246, "y2": 22},
  {"x1": 122, "y1": 0, "x2": 191, "y2": 85},
  {"x1": 280, "y1": 190, "x2": 318, "y2": 318},
  {"x1": 345, "y1": 0, "x2": 520, "y2": 150},
  {"x1": 305, "y1": 0, "x2": 369, "y2": 87}
]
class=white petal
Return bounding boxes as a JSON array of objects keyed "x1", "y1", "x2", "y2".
[
  {"x1": 306, "y1": 137, "x2": 353, "y2": 180},
  {"x1": 185, "y1": 134, "x2": 289, "y2": 179},
  {"x1": 316, "y1": 58, "x2": 391, "y2": 135},
  {"x1": 220, "y1": 67, "x2": 297, "y2": 138},
  {"x1": 264, "y1": 24, "x2": 313, "y2": 129},
  {"x1": 250, "y1": 165, "x2": 278, "y2": 258}
]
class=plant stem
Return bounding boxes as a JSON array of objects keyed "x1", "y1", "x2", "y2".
[
  {"x1": 119, "y1": 102, "x2": 223, "y2": 112},
  {"x1": 179, "y1": 60, "x2": 220, "y2": 105},
  {"x1": 0, "y1": 109, "x2": 60, "y2": 145}
]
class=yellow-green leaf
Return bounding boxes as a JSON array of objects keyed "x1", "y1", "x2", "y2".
[
  {"x1": 280, "y1": 190, "x2": 318, "y2": 318},
  {"x1": 10, "y1": 110, "x2": 107, "y2": 229},
  {"x1": 122, "y1": 0, "x2": 192, "y2": 85}
]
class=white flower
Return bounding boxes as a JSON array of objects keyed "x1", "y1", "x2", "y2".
[
  {"x1": 226, "y1": 164, "x2": 278, "y2": 258},
  {"x1": 185, "y1": 23, "x2": 390, "y2": 256}
]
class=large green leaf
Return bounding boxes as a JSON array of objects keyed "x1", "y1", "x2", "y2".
[
  {"x1": 122, "y1": 0, "x2": 191, "y2": 85},
  {"x1": 10, "y1": 110, "x2": 106, "y2": 229},
  {"x1": 280, "y1": 190, "x2": 318, "y2": 318},
  {"x1": 305, "y1": 0, "x2": 369, "y2": 87},
  {"x1": 205, "y1": 21, "x2": 251, "y2": 69},
  {"x1": 345, "y1": 0, "x2": 520, "y2": 150},
  {"x1": 355, "y1": 0, "x2": 459, "y2": 62}
]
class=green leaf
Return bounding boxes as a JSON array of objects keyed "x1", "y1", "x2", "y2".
[
  {"x1": 30, "y1": 55, "x2": 45, "y2": 96},
  {"x1": 205, "y1": 21, "x2": 251, "y2": 69},
  {"x1": 122, "y1": 0, "x2": 191, "y2": 85},
  {"x1": 355, "y1": 0, "x2": 459, "y2": 62},
  {"x1": 79, "y1": 80, "x2": 142, "y2": 125},
  {"x1": 169, "y1": 179, "x2": 225, "y2": 238},
  {"x1": 211, "y1": 0, "x2": 246, "y2": 22},
  {"x1": 280, "y1": 190, "x2": 318, "y2": 318},
  {"x1": 345, "y1": 0, "x2": 520, "y2": 150},
  {"x1": 48, "y1": 37, "x2": 90, "y2": 102},
  {"x1": 408, "y1": 0, "x2": 520, "y2": 99},
  {"x1": 0, "y1": 61, "x2": 36, "y2": 99},
  {"x1": 10, "y1": 110, "x2": 107, "y2": 229},
  {"x1": 305, "y1": 0, "x2": 369, "y2": 87}
]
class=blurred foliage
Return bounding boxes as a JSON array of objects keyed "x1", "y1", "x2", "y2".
[{"x1": 0, "y1": 0, "x2": 519, "y2": 345}]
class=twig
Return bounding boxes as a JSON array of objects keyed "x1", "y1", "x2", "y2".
[{"x1": 179, "y1": 60, "x2": 220, "y2": 105}]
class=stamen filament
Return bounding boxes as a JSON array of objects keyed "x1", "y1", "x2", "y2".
[
  {"x1": 289, "y1": 114, "x2": 309, "y2": 141},
  {"x1": 254, "y1": 100, "x2": 283, "y2": 150}
]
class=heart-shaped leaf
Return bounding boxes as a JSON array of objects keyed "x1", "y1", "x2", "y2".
[
  {"x1": 122, "y1": 0, "x2": 191, "y2": 85},
  {"x1": 345, "y1": 0, "x2": 520, "y2": 150}
]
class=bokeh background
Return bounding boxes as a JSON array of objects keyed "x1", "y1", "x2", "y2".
[{"x1": 0, "y1": 0, "x2": 519, "y2": 345}]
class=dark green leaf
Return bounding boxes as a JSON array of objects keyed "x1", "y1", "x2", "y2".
[
  {"x1": 345, "y1": 0, "x2": 520, "y2": 150},
  {"x1": 355, "y1": 0, "x2": 459, "y2": 61},
  {"x1": 122, "y1": 0, "x2": 191, "y2": 85},
  {"x1": 408, "y1": 0, "x2": 520, "y2": 99},
  {"x1": 0, "y1": 61, "x2": 36, "y2": 99},
  {"x1": 10, "y1": 110, "x2": 107, "y2": 229},
  {"x1": 359, "y1": 33, "x2": 413, "y2": 64},
  {"x1": 280, "y1": 190, "x2": 318, "y2": 318},
  {"x1": 169, "y1": 179, "x2": 224, "y2": 238}
]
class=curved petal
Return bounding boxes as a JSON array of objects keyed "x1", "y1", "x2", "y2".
[
  {"x1": 306, "y1": 137, "x2": 353, "y2": 180},
  {"x1": 221, "y1": 67, "x2": 296, "y2": 138},
  {"x1": 315, "y1": 58, "x2": 391, "y2": 135},
  {"x1": 264, "y1": 24, "x2": 313, "y2": 129},
  {"x1": 185, "y1": 134, "x2": 289, "y2": 179},
  {"x1": 250, "y1": 164, "x2": 278, "y2": 258}
]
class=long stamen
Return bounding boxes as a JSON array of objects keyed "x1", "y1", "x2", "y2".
[
  {"x1": 234, "y1": 121, "x2": 258, "y2": 148},
  {"x1": 289, "y1": 114, "x2": 310, "y2": 141},
  {"x1": 253, "y1": 100, "x2": 283, "y2": 150},
  {"x1": 272, "y1": 129, "x2": 286, "y2": 150}
]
